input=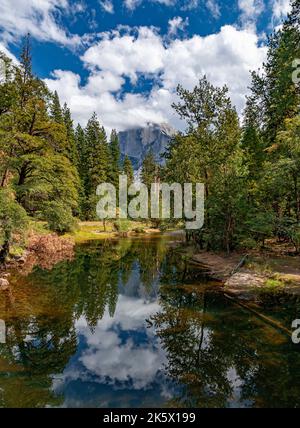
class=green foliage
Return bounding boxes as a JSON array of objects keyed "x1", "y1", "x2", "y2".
[
  {"x1": 43, "y1": 201, "x2": 78, "y2": 234},
  {"x1": 0, "y1": 188, "x2": 28, "y2": 261},
  {"x1": 0, "y1": 38, "x2": 80, "y2": 234},
  {"x1": 114, "y1": 219, "x2": 131, "y2": 233},
  {"x1": 62, "y1": 103, "x2": 79, "y2": 165},
  {"x1": 165, "y1": 77, "x2": 245, "y2": 251},
  {"x1": 123, "y1": 155, "x2": 134, "y2": 186},
  {"x1": 109, "y1": 129, "x2": 121, "y2": 187},
  {"x1": 141, "y1": 150, "x2": 160, "y2": 190},
  {"x1": 50, "y1": 91, "x2": 64, "y2": 125}
]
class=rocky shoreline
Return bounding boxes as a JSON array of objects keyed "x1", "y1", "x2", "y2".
[{"x1": 186, "y1": 248, "x2": 300, "y2": 300}]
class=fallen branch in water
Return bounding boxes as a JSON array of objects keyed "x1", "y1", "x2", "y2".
[{"x1": 224, "y1": 292, "x2": 292, "y2": 337}]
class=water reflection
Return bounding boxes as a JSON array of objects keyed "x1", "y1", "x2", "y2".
[{"x1": 0, "y1": 236, "x2": 299, "y2": 408}]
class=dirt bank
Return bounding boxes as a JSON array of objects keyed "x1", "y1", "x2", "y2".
[
  {"x1": 0, "y1": 234, "x2": 75, "y2": 290},
  {"x1": 185, "y1": 246, "x2": 300, "y2": 300}
]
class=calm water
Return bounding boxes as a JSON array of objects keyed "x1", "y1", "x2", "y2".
[{"x1": 0, "y1": 234, "x2": 300, "y2": 408}]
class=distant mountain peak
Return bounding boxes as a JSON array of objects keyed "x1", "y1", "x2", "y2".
[{"x1": 118, "y1": 123, "x2": 176, "y2": 170}]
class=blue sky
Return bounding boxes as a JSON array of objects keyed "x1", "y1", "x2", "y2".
[{"x1": 0, "y1": 0, "x2": 292, "y2": 132}]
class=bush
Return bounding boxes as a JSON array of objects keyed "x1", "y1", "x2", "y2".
[
  {"x1": 113, "y1": 219, "x2": 131, "y2": 233},
  {"x1": 0, "y1": 189, "x2": 28, "y2": 261},
  {"x1": 289, "y1": 225, "x2": 300, "y2": 253},
  {"x1": 133, "y1": 226, "x2": 145, "y2": 234},
  {"x1": 42, "y1": 202, "x2": 78, "y2": 234}
]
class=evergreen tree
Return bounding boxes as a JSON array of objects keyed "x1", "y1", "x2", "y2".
[
  {"x1": 241, "y1": 97, "x2": 265, "y2": 178},
  {"x1": 50, "y1": 91, "x2": 64, "y2": 125},
  {"x1": 109, "y1": 129, "x2": 121, "y2": 188},
  {"x1": 62, "y1": 103, "x2": 79, "y2": 165},
  {"x1": 249, "y1": 2, "x2": 300, "y2": 146},
  {"x1": 141, "y1": 150, "x2": 160, "y2": 190},
  {"x1": 123, "y1": 155, "x2": 134, "y2": 187},
  {"x1": 84, "y1": 113, "x2": 110, "y2": 219},
  {"x1": 165, "y1": 77, "x2": 244, "y2": 251},
  {"x1": 0, "y1": 36, "x2": 80, "y2": 230}
]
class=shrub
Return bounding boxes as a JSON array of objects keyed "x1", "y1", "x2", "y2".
[
  {"x1": 42, "y1": 202, "x2": 78, "y2": 234},
  {"x1": 113, "y1": 219, "x2": 131, "y2": 233},
  {"x1": 0, "y1": 189, "x2": 28, "y2": 262}
]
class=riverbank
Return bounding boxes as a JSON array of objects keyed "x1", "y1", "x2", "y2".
[
  {"x1": 3, "y1": 223, "x2": 300, "y2": 300},
  {"x1": 182, "y1": 241, "x2": 300, "y2": 299},
  {"x1": 65, "y1": 221, "x2": 162, "y2": 243},
  {"x1": 0, "y1": 220, "x2": 166, "y2": 288}
]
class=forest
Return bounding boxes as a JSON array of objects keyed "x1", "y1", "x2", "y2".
[{"x1": 1, "y1": 0, "x2": 300, "y2": 261}]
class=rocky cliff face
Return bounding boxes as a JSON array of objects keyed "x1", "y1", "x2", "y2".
[{"x1": 118, "y1": 123, "x2": 176, "y2": 169}]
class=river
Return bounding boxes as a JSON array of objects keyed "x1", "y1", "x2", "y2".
[{"x1": 0, "y1": 234, "x2": 300, "y2": 408}]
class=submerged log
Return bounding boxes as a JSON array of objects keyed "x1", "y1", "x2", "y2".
[{"x1": 224, "y1": 292, "x2": 292, "y2": 337}]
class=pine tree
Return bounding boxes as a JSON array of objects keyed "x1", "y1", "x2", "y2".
[
  {"x1": 62, "y1": 103, "x2": 79, "y2": 165},
  {"x1": 84, "y1": 113, "x2": 110, "y2": 219},
  {"x1": 249, "y1": 2, "x2": 300, "y2": 146},
  {"x1": 123, "y1": 155, "x2": 134, "y2": 186},
  {"x1": 75, "y1": 124, "x2": 87, "y2": 183},
  {"x1": 141, "y1": 150, "x2": 160, "y2": 190},
  {"x1": 0, "y1": 35, "x2": 80, "y2": 228},
  {"x1": 50, "y1": 91, "x2": 64, "y2": 124},
  {"x1": 75, "y1": 124, "x2": 88, "y2": 218},
  {"x1": 241, "y1": 97, "x2": 265, "y2": 177},
  {"x1": 109, "y1": 129, "x2": 121, "y2": 187}
]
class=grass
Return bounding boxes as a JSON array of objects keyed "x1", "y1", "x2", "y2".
[
  {"x1": 264, "y1": 278, "x2": 285, "y2": 289},
  {"x1": 64, "y1": 220, "x2": 155, "y2": 243}
]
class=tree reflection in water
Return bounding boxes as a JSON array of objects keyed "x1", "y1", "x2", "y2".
[
  {"x1": 150, "y1": 273, "x2": 300, "y2": 408},
  {"x1": 0, "y1": 236, "x2": 300, "y2": 407}
]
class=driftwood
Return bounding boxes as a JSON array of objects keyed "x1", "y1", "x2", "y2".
[{"x1": 230, "y1": 254, "x2": 249, "y2": 276}]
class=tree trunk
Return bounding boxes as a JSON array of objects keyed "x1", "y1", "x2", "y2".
[
  {"x1": 0, "y1": 169, "x2": 9, "y2": 188},
  {"x1": 0, "y1": 240, "x2": 10, "y2": 264}
]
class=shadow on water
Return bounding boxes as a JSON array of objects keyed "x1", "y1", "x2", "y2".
[{"x1": 0, "y1": 234, "x2": 300, "y2": 408}]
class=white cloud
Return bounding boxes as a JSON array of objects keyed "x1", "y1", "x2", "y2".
[
  {"x1": 82, "y1": 27, "x2": 165, "y2": 83},
  {"x1": 45, "y1": 25, "x2": 267, "y2": 132},
  {"x1": 0, "y1": 42, "x2": 18, "y2": 63},
  {"x1": 272, "y1": 0, "x2": 291, "y2": 21},
  {"x1": 124, "y1": 0, "x2": 142, "y2": 9},
  {"x1": 168, "y1": 16, "x2": 189, "y2": 36},
  {"x1": 99, "y1": 0, "x2": 115, "y2": 13},
  {"x1": 58, "y1": 295, "x2": 166, "y2": 391},
  {"x1": 206, "y1": 0, "x2": 221, "y2": 19},
  {"x1": 124, "y1": 0, "x2": 180, "y2": 10},
  {"x1": 0, "y1": 0, "x2": 82, "y2": 47},
  {"x1": 238, "y1": 0, "x2": 265, "y2": 27}
]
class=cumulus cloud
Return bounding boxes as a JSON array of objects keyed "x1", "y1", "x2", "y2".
[
  {"x1": 0, "y1": 0, "x2": 82, "y2": 47},
  {"x1": 45, "y1": 25, "x2": 267, "y2": 132},
  {"x1": 82, "y1": 27, "x2": 165, "y2": 83},
  {"x1": 99, "y1": 0, "x2": 115, "y2": 13}
]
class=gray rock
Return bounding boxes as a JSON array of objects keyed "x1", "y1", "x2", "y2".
[{"x1": 118, "y1": 123, "x2": 176, "y2": 169}]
